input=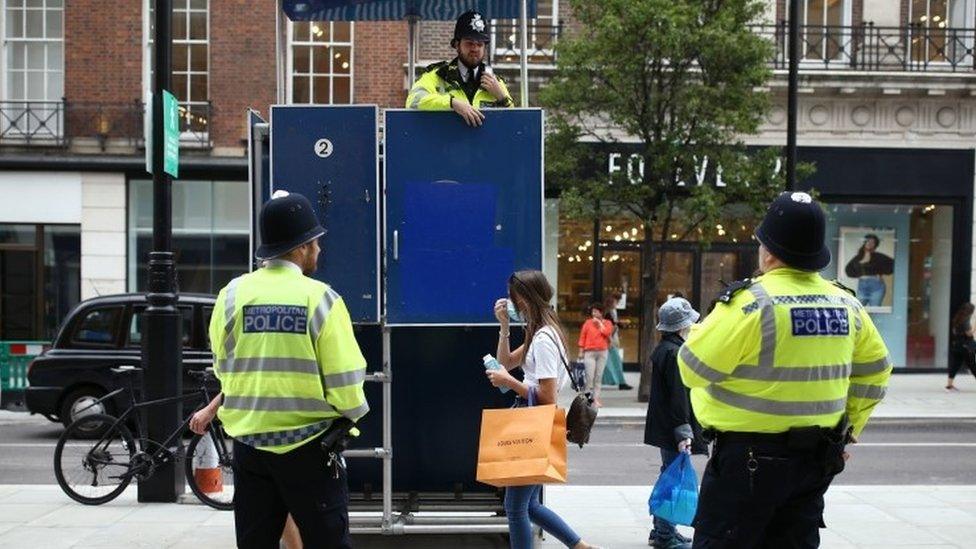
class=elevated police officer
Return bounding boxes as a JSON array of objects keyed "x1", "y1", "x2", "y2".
[
  {"x1": 191, "y1": 191, "x2": 368, "y2": 548},
  {"x1": 678, "y1": 192, "x2": 892, "y2": 548},
  {"x1": 405, "y1": 10, "x2": 514, "y2": 126}
]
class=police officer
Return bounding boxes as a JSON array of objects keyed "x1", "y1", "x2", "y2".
[
  {"x1": 678, "y1": 192, "x2": 892, "y2": 548},
  {"x1": 405, "y1": 10, "x2": 514, "y2": 126},
  {"x1": 192, "y1": 191, "x2": 368, "y2": 548}
]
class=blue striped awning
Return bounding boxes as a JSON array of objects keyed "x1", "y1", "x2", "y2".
[{"x1": 283, "y1": 0, "x2": 536, "y2": 21}]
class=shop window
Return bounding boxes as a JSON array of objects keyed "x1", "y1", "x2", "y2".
[
  {"x1": 0, "y1": 223, "x2": 79, "y2": 341},
  {"x1": 823, "y1": 203, "x2": 954, "y2": 369},
  {"x1": 128, "y1": 179, "x2": 249, "y2": 295}
]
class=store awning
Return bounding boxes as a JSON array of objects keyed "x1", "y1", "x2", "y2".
[{"x1": 282, "y1": 0, "x2": 535, "y2": 21}]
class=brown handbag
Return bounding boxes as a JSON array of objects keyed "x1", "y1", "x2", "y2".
[{"x1": 539, "y1": 331, "x2": 598, "y2": 448}]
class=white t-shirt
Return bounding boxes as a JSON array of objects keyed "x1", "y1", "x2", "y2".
[{"x1": 521, "y1": 326, "x2": 569, "y2": 392}]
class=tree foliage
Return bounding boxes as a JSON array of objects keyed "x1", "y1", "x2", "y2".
[{"x1": 540, "y1": 0, "x2": 800, "y2": 397}]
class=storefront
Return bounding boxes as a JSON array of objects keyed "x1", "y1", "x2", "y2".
[{"x1": 554, "y1": 146, "x2": 973, "y2": 371}]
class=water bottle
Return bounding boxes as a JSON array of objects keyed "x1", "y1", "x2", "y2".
[{"x1": 483, "y1": 354, "x2": 510, "y2": 393}]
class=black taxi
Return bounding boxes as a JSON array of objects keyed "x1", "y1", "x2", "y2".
[{"x1": 26, "y1": 293, "x2": 217, "y2": 429}]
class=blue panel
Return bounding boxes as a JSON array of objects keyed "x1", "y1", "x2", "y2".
[
  {"x1": 385, "y1": 109, "x2": 543, "y2": 325},
  {"x1": 270, "y1": 105, "x2": 379, "y2": 323}
]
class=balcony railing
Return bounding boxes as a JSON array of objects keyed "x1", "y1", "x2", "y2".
[
  {"x1": 0, "y1": 100, "x2": 213, "y2": 149},
  {"x1": 752, "y1": 23, "x2": 976, "y2": 72},
  {"x1": 492, "y1": 21, "x2": 561, "y2": 66}
]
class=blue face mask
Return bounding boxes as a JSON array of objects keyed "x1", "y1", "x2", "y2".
[{"x1": 507, "y1": 299, "x2": 524, "y2": 323}]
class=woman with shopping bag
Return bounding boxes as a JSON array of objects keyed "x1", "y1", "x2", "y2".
[{"x1": 480, "y1": 270, "x2": 603, "y2": 549}]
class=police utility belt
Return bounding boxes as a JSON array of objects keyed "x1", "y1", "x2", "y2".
[{"x1": 705, "y1": 415, "x2": 854, "y2": 476}]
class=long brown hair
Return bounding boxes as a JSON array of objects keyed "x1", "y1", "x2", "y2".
[
  {"x1": 952, "y1": 302, "x2": 975, "y2": 332},
  {"x1": 508, "y1": 270, "x2": 569, "y2": 355}
]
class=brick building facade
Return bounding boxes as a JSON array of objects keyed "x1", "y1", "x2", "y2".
[{"x1": 1, "y1": 0, "x2": 975, "y2": 372}]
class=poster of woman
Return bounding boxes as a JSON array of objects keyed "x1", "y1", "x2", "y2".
[{"x1": 839, "y1": 227, "x2": 896, "y2": 313}]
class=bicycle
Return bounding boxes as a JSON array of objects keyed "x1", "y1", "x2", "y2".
[{"x1": 53, "y1": 365, "x2": 235, "y2": 510}]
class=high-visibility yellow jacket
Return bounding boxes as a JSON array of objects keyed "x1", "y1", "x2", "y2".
[
  {"x1": 406, "y1": 58, "x2": 514, "y2": 110},
  {"x1": 210, "y1": 260, "x2": 369, "y2": 454},
  {"x1": 678, "y1": 267, "x2": 891, "y2": 438}
]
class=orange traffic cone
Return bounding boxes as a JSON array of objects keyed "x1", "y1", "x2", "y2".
[{"x1": 193, "y1": 433, "x2": 223, "y2": 493}]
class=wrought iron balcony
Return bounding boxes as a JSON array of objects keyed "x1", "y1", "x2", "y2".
[
  {"x1": 752, "y1": 22, "x2": 976, "y2": 72},
  {"x1": 492, "y1": 21, "x2": 561, "y2": 66},
  {"x1": 0, "y1": 100, "x2": 213, "y2": 149}
]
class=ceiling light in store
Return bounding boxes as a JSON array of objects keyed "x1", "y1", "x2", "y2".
[
  {"x1": 920, "y1": 15, "x2": 928, "y2": 22},
  {"x1": 605, "y1": 225, "x2": 612, "y2": 232},
  {"x1": 671, "y1": 233, "x2": 678, "y2": 240},
  {"x1": 631, "y1": 228, "x2": 638, "y2": 236},
  {"x1": 576, "y1": 255, "x2": 582, "y2": 262},
  {"x1": 585, "y1": 240, "x2": 592, "y2": 247},
  {"x1": 614, "y1": 235, "x2": 622, "y2": 241},
  {"x1": 611, "y1": 254, "x2": 620, "y2": 261},
  {"x1": 601, "y1": 257, "x2": 607, "y2": 262},
  {"x1": 588, "y1": 256, "x2": 593, "y2": 261},
  {"x1": 568, "y1": 257, "x2": 575, "y2": 263},
  {"x1": 342, "y1": 62, "x2": 350, "y2": 69},
  {"x1": 939, "y1": 22, "x2": 946, "y2": 28},
  {"x1": 335, "y1": 52, "x2": 342, "y2": 58},
  {"x1": 312, "y1": 24, "x2": 321, "y2": 34},
  {"x1": 933, "y1": 15, "x2": 941, "y2": 22},
  {"x1": 716, "y1": 224, "x2": 723, "y2": 230}
]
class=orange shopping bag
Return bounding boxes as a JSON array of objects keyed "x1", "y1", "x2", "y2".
[{"x1": 476, "y1": 404, "x2": 568, "y2": 487}]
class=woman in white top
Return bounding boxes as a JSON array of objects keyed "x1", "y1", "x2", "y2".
[{"x1": 485, "y1": 270, "x2": 602, "y2": 549}]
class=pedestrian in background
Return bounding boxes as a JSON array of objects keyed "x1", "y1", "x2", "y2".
[
  {"x1": 948, "y1": 302, "x2": 976, "y2": 391},
  {"x1": 644, "y1": 297, "x2": 704, "y2": 549},
  {"x1": 484, "y1": 270, "x2": 604, "y2": 549},
  {"x1": 602, "y1": 293, "x2": 633, "y2": 391},
  {"x1": 578, "y1": 302, "x2": 614, "y2": 407}
]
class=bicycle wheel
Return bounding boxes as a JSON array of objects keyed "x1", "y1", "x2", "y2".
[
  {"x1": 185, "y1": 426, "x2": 234, "y2": 510},
  {"x1": 54, "y1": 413, "x2": 136, "y2": 505}
]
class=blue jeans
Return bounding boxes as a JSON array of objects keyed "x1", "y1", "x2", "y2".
[
  {"x1": 651, "y1": 448, "x2": 681, "y2": 541},
  {"x1": 857, "y1": 277, "x2": 886, "y2": 307},
  {"x1": 505, "y1": 484, "x2": 582, "y2": 548}
]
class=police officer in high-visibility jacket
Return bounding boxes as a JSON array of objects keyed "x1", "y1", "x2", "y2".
[
  {"x1": 207, "y1": 190, "x2": 368, "y2": 548},
  {"x1": 679, "y1": 192, "x2": 891, "y2": 549},
  {"x1": 405, "y1": 10, "x2": 514, "y2": 127}
]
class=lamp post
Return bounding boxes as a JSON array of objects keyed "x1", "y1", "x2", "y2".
[
  {"x1": 786, "y1": 0, "x2": 800, "y2": 190},
  {"x1": 139, "y1": 0, "x2": 184, "y2": 503}
]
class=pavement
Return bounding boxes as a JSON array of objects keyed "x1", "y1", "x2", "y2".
[
  {"x1": 592, "y1": 372, "x2": 976, "y2": 420},
  {"x1": 0, "y1": 372, "x2": 973, "y2": 547},
  {"x1": 0, "y1": 484, "x2": 974, "y2": 548}
]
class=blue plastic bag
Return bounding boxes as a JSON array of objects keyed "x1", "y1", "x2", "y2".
[{"x1": 648, "y1": 452, "x2": 699, "y2": 526}]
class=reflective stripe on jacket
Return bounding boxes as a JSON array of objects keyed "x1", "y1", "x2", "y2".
[
  {"x1": 211, "y1": 262, "x2": 369, "y2": 454},
  {"x1": 406, "y1": 58, "x2": 513, "y2": 110},
  {"x1": 678, "y1": 267, "x2": 891, "y2": 438}
]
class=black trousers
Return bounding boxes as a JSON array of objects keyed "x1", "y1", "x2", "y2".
[
  {"x1": 692, "y1": 440, "x2": 835, "y2": 549},
  {"x1": 233, "y1": 437, "x2": 351, "y2": 549},
  {"x1": 949, "y1": 343, "x2": 976, "y2": 380}
]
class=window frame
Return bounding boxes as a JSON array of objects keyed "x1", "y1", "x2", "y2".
[
  {"x1": 907, "y1": 0, "x2": 975, "y2": 65},
  {"x1": 285, "y1": 20, "x2": 355, "y2": 105},
  {"x1": 491, "y1": 0, "x2": 560, "y2": 62},
  {"x1": 143, "y1": 0, "x2": 211, "y2": 140}
]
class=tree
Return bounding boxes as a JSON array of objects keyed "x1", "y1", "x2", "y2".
[{"x1": 540, "y1": 0, "x2": 793, "y2": 401}]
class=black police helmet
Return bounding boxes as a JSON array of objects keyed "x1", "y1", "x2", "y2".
[
  {"x1": 255, "y1": 191, "x2": 325, "y2": 261},
  {"x1": 754, "y1": 191, "x2": 831, "y2": 272},
  {"x1": 452, "y1": 10, "x2": 490, "y2": 47}
]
